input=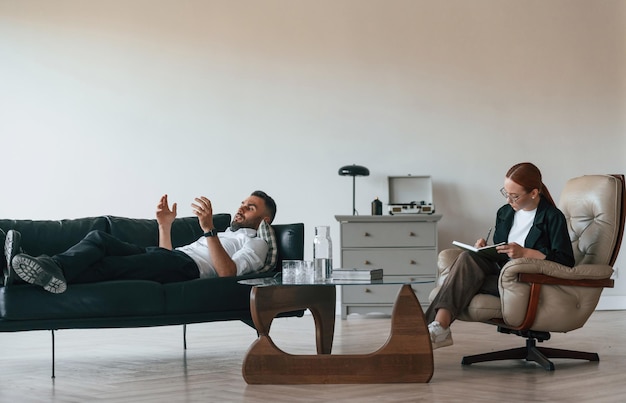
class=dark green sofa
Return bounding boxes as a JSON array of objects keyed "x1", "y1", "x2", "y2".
[{"x1": 0, "y1": 214, "x2": 305, "y2": 375}]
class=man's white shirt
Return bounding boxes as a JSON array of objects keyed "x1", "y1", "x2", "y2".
[{"x1": 175, "y1": 228, "x2": 268, "y2": 278}]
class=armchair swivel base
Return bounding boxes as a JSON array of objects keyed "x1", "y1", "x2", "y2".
[{"x1": 461, "y1": 327, "x2": 599, "y2": 371}]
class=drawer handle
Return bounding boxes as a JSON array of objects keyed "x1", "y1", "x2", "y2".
[
  {"x1": 365, "y1": 288, "x2": 371, "y2": 293},
  {"x1": 364, "y1": 260, "x2": 372, "y2": 265},
  {"x1": 410, "y1": 260, "x2": 417, "y2": 265},
  {"x1": 364, "y1": 232, "x2": 371, "y2": 237},
  {"x1": 409, "y1": 232, "x2": 416, "y2": 237}
]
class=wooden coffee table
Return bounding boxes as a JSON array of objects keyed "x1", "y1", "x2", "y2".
[{"x1": 239, "y1": 277, "x2": 434, "y2": 384}]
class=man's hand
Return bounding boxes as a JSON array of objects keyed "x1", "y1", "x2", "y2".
[
  {"x1": 192, "y1": 196, "x2": 237, "y2": 276},
  {"x1": 156, "y1": 194, "x2": 176, "y2": 250},
  {"x1": 191, "y1": 196, "x2": 215, "y2": 233},
  {"x1": 156, "y1": 194, "x2": 177, "y2": 227}
]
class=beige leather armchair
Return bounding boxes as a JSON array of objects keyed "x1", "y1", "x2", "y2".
[{"x1": 429, "y1": 174, "x2": 625, "y2": 370}]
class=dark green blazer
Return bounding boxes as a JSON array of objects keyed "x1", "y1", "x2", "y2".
[{"x1": 493, "y1": 196, "x2": 575, "y2": 267}]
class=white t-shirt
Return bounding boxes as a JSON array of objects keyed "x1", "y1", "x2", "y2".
[
  {"x1": 175, "y1": 228, "x2": 268, "y2": 278},
  {"x1": 508, "y1": 208, "x2": 537, "y2": 246}
]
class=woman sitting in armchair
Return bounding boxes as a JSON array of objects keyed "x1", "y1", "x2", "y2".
[{"x1": 426, "y1": 162, "x2": 575, "y2": 349}]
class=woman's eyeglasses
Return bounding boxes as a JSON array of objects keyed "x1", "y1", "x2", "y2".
[{"x1": 500, "y1": 187, "x2": 526, "y2": 203}]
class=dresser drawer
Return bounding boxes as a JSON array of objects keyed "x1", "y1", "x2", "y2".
[
  {"x1": 342, "y1": 279, "x2": 434, "y2": 304},
  {"x1": 341, "y1": 222, "x2": 436, "y2": 248},
  {"x1": 341, "y1": 248, "x2": 436, "y2": 276}
]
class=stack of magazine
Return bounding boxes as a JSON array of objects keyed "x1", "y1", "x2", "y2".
[{"x1": 331, "y1": 268, "x2": 383, "y2": 281}]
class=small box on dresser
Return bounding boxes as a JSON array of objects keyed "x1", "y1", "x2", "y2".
[{"x1": 335, "y1": 214, "x2": 442, "y2": 319}]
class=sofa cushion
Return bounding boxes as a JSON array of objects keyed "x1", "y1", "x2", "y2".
[
  {"x1": 0, "y1": 217, "x2": 109, "y2": 256},
  {"x1": 162, "y1": 273, "x2": 272, "y2": 315},
  {"x1": 257, "y1": 220, "x2": 278, "y2": 272},
  {"x1": 0, "y1": 280, "x2": 165, "y2": 320},
  {"x1": 273, "y1": 223, "x2": 305, "y2": 271},
  {"x1": 106, "y1": 214, "x2": 231, "y2": 248}
]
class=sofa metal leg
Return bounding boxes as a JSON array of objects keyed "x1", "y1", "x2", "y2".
[
  {"x1": 51, "y1": 329, "x2": 56, "y2": 379},
  {"x1": 183, "y1": 324, "x2": 187, "y2": 350}
]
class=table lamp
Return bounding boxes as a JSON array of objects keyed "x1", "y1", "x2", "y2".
[{"x1": 338, "y1": 164, "x2": 370, "y2": 215}]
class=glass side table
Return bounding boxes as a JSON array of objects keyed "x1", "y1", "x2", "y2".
[{"x1": 239, "y1": 274, "x2": 434, "y2": 384}]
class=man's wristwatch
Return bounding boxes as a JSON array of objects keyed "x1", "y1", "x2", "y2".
[{"x1": 203, "y1": 229, "x2": 218, "y2": 237}]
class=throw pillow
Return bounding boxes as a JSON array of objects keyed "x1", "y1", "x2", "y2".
[{"x1": 257, "y1": 220, "x2": 277, "y2": 272}]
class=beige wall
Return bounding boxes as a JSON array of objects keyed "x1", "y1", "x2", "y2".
[{"x1": 1, "y1": 0, "x2": 625, "y2": 303}]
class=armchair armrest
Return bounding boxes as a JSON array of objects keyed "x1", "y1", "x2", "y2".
[
  {"x1": 498, "y1": 258, "x2": 614, "y2": 331},
  {"x1": 436, "y1": 248, "x2": 463, "y2": 278},
  {"x1": 429, "y1": 248, "x2": 463, "y2": 303},
  {"x1": 517, "y1": 273, "x2": 614, "y2": 288}
]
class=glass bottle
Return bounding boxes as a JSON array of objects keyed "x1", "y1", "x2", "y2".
[{"x1": 313, "y1": 226, "x2": 333, "y2": 279}]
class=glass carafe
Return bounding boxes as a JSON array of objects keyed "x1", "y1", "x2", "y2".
[{"x1": 313, "y1": 226, "x2": 333, "y2": 279}]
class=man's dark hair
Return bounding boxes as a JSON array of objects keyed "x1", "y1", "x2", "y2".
[{"x1": 251, "y1": 190, "x2": 277, "y2": 223}]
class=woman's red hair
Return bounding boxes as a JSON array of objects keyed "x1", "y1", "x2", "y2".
[{"x1": 506, "y1": 162, "x2": 556, "y2": 206}]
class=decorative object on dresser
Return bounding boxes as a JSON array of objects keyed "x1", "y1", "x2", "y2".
[
  {"x1": 387, "y1": 175, "x2": 435, "y2": 215},
  {"x1": 338, "y1": 164, "x2": 370, "y2": 215},
  {"x1": 335, "y1": 214, "x2": 442, "y2": 318}
]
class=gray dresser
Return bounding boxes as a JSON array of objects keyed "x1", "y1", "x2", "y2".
[{"x1": 335, "y1": 214, "x2": 442, "y2": 319}]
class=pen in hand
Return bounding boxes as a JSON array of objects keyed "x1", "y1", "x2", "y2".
[{"x1": 485, "y1": 227, "x2": 493, "y2": 244}]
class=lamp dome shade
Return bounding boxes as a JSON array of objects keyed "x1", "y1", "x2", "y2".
[{"x1": 338, "y1": 164, "x2": 370, "y2": 177}]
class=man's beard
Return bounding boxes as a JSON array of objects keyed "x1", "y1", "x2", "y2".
[{"x1": 230, "y1": 219, "x2": 257, "y2": 231}]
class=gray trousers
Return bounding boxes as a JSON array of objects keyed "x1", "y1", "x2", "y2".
[{"x1": 424, "y1": 251, "x2": 501, "y2": 324}]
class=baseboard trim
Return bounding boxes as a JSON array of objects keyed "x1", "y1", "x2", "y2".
[
  {"x1": 329, "y1": 296, "x2": 626, "y2": 314},
  {"x1": 596, "y1": 296, "x2": 626, "y2": 310}
]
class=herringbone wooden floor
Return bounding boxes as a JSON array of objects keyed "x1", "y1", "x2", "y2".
[{"x1": 1, "y1": 310, "x2": 624, "y2": 402}]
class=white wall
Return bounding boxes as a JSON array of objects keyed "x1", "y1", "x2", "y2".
[{"x1": 1, "y1": 1, "x2": 625, "y2": 304}]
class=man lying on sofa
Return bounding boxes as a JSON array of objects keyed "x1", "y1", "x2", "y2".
[{"x1": 4, "y1": 190, "x2": 277, "y2": 294}]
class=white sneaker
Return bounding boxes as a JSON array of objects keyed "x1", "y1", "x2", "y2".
[{"x1": 428, "y1": 321, "x2": 453, "y2": 350}]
